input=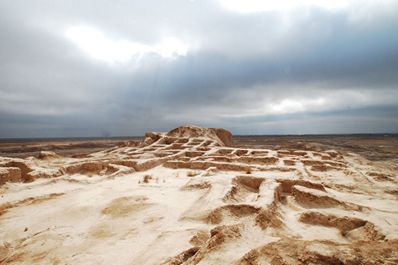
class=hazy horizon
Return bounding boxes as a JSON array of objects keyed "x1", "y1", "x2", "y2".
[
  {"x1": 1, "y1": 0, "x2": 398, "y2": 137},
  {"x1": 1, "y1": 130, "x2": 398, "y2": 141}
]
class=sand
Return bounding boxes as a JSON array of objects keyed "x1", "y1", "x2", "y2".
[{"x1": 0, "y1": 125, "x2": 397, "y2": 264}]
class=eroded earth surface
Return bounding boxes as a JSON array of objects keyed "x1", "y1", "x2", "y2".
[{"x1": 1, "y1": 125, "x2": 397, "y2": 264}]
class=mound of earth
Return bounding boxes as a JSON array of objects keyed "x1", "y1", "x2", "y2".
[{"x1": 0, "y1": 125, "x2": 397, "y2": 264}]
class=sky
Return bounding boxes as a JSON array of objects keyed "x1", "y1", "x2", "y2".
[{"x1": 0, "y1": 0, "x2": 398, "y2": 137}]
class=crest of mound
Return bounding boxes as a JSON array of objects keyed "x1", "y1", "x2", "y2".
[{"x1": 166, "y1": 125, "x2": 233, "y2": 146}]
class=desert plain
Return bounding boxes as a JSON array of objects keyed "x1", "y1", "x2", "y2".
[{"x1": 0, "y1": 125, "x2": 397, "y2": 264}]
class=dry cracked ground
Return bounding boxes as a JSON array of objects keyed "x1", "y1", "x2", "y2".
[{"x1": 0, "y1": 125, "x2": 397, "y2": 264}]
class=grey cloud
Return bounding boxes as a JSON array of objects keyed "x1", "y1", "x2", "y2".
[{"x1": 0, "y1": 0, "x2": 397, "y2": 137}]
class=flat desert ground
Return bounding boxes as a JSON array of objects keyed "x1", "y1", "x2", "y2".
[{"x1": 1, "y1": 125, "x2": 397, "y2": 264}]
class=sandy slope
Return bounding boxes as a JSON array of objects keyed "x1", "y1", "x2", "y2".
[{"x1": 0, "y1": 125, "x2": 397, "y2": 264}]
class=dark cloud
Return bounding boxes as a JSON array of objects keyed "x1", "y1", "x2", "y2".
[{"x1": 0, "y1": 0, "x2": 397, "y2": 137}]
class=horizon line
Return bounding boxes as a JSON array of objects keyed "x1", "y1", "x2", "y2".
[{"x1": 1, "y1": 132, "x2": 398, "y2": 141}]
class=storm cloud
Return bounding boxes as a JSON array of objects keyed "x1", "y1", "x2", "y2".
[{"x1": 0, "y1": 0, "x2": 397, "y2": 137}]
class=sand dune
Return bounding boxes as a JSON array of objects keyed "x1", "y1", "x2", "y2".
[{"x1": 0, "y1": 125, "x2": 397, "y2": 264}]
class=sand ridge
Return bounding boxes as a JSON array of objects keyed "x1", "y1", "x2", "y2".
[{"x1": 0, "y1": 125, "x2": 397, "y2": 264}]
